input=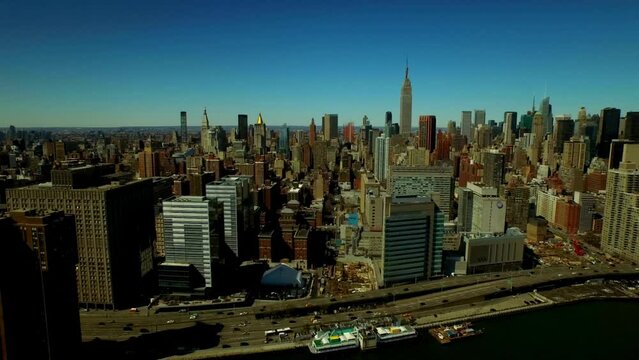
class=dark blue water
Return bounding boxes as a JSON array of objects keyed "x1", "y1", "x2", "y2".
[{"x1": 233, "y1": 300, "x2": 639, "y2": 360}]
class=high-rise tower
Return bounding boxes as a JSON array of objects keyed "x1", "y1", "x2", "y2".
[
  {"x1": 254, "y1": 113, "x2": 267, "y2": 154},
  {"x1": 418, "y1": 115, "x2": 437, "y2": 152},
  {"x1": 461, "y1": 111, "x2": 472, "y2": 140},
  {"x1": 554, "y1": 115, "x2": 575, "y2": 153},
  {"x1": 201, "y1": 108, "x2": 211, "y2": 153},
  {"x1": 399, "y1": 64, "x2": 412, "y2": 136},
  {"x1": 622, "y1": 112, "x2": 639, "y2": 140},
  {"x1": 322, "y1": 114, "x2": 338, "y2": 140},
  {"x1": 597, "y1": 107, "x2": 621, "y2": 158},
  {"x1": 601, "y1": 149, "x2": 639, "y2": 262},
  {"x1": 279, "y1": 123, "x2": 289, "y2": 157},
  {"x1": 540, "y1": 96, "x2": 553, "y2": 135},
  {"x1": 7, "y1": 165, "x2": 155, "y2": 309},
  {"x1": 309, "y1": 118, "x2": 316, "y2": 145},
  {"x1": 577, "y1": 107, "x2": 587, "y2": 137},
  {"x1": 504, "y1": 111, "x2": 518, "y2": 139},
  {"x1": 180, "y1": 111, "x2": 188, "y2": 146},
  {"x1": 385, "y1": 111, "x2": 393, "y2": 138},
  {"x1": 237, "y1": 114, "x2": 248, "y2": 140},
  {"x1": 474, "y1": 110, "x2": 486, "y2": 127}
]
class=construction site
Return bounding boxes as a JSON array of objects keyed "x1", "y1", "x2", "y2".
[{"x1": 320, "y1": 260, "x2": 378, "y2": 298}]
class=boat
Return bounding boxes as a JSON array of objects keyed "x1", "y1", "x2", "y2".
[
  {"x1": 428, "y1": 322, "x2": 483, "y2": 344},
  {"x1": 375, "y1": 325, "x2": 418, "y2": 343},
  {"x1": 308, "y1": 327, "x2": 359, "y2": 354}
]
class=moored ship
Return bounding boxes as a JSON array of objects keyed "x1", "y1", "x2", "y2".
[
  {"x1": 308, "y1": 327, "x2": 359, "y2": 354},
  {"x1": 429, "y1": 322, "x2": 482, "y2": 344},
  {"x1": 375, "y1": 325, "x2": 418, "y2": 343}
]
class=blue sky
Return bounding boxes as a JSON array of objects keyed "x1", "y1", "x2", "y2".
[{"x1": 1, "y1": 0, "x2": 638, "y2": 128}]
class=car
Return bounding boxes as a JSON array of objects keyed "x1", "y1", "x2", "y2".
[
  {"x1": 123, "y1": 326, "x2": 133, "y2": 331},
  {"x1": 179, "y1": 309, "x2": 188, "y2": 313},
  {"x1": 189, "y1": 314, "x2": 198, "y2": 320},
  {"x1": 166, "y1": 320, "x2": 175, "y2": 324},
  {"x1": 239, "y1": 311, "x2": 248, "y2": 315},
  {"x1": 129, "y1": 307, "x2": 138, "y2": 312}
]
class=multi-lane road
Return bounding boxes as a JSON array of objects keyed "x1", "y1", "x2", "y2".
[{"x1": 81, "y1": 262, "x2": 639, "y2": 353}]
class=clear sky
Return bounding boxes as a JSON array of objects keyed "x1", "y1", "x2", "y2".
[{"x1": 1, "y1": 0, "x2": 638, "y2": 128}]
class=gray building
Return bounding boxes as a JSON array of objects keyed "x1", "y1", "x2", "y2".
[
  {"x1": 382, "y1": 196, "x2": 435, "y2": 286},
  {"x1": 482, "y1": 151, "x2": 505, "y2": 189},
  {"x1": 374, "y1": 136, "x2": 390, "y2": 184},
  {"x1": 389, "y1": 165, "x2": 454, "y2": 220},
  {"x1": 474, "y1": 109, "x2": 486, "y2": 127},
  {"x1": 163, "y1": 196, "x2": 223, "y2": 288},
  {"x1": 461, "y1": 111, "x2": 472, "y2": 140},
  {"x1": 456, "y1": 187, "x2": 474, "y2": 232},
  {"x1": 322, "y1": 113, "x2": 338, "y2": 140},
  {"x1": 463, "y1": 228, "x2": 525, "y2": 274},
  {"x1": 206, "y1": 176, "x2": 253, "y2": 259}
]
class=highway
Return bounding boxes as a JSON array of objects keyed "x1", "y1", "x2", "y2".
[{"x1": 80, "y1": 262, "x2": 639, "y2": 353}]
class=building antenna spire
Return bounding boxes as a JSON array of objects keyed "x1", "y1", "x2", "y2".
[
  {"x1": 532, "y1": 95, "x2": 536, "y2": 113},
  {"x1": 405, "y1": 57, "x2": 409, "y2": 79}
]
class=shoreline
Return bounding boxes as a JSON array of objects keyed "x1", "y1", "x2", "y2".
[{"x1": 164, "y1": 290, "x2": 638, "y2": 359}]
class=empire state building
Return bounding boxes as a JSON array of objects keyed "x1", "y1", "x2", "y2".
[{"x1": 399, "y1": 64, "x2": 412, "y2": 136}]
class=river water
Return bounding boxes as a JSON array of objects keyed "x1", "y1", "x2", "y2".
[{"x1": 233, "y1": 300, "x2": 639, "y2": 360}]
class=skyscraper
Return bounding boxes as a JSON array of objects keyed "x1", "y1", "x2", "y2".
[
  {"x1": 382, "y1": 196, "x2": 435, "y2": 285},
  {"x1": 482, "y1": 151, "x2": 505, "y2": 189},
  {"x1": 201, "y1": 108, "x2": 211, "y2": 153},
  {"x1": 597, "y1": 107, "x2": 621, "y2": 158},
  {"x1": 309, "y1": 118, "x2": 316, "y2": 145},
  {"x1": 540, "y1": 96, "x2": 553, "y2": 135},
  {"x1": 279, "y1": 123, "x2": 289, "y2": 157},
  {"x1": 461, "y1": 111, "x2": 472, "y2": 140},
  {"x1": 474, "y1": 110, "x2": 486, "y2": 127},
  {"x1": 399, "y1": 64, "x2": 412, "y2": 135},
  {"x1": 389, "y1": 165, "x2": 454, "y2": 220},
  {"x1": 237, "y1": 114, "x2": 248, "y2": 140},
  {"x1": 622, "y1": 111, "x2": 639, "y2": 140},
  {"x1": 180, "y1": 111, "x2": 188, "y2": 146},
  {"x1": 456, "y1": 187, "x2": 474, "y2": 232},
  {"x1": 374, "y1": 136, "x2": 389, "y2": 184},
  {"x1": 504, "y1": 182, "x2": 530, "y2": 231},
  {"x1": 554, "y1": 115, "x2": 575, "y2": 153},
  {"x1": 254, "y1": 113, "x2": 267, "y2": 154},
  {"x1": 138, "y1": 140, "x2": 160, "y2": 178},
  {"x1": 163, "y1": 196, "x2": 223, "y2": 288},
  {"x1": 418, "y1": 115, "x2": 437, "y2": 152},
  {"x1": 205, "y1": 176, "x2": 253, "y2": 259},
  {"x1": 601, "y1": 151, "x2": 639, "y2": 262},
  {"x1": 0, "y1": 210, "x2": 81, "y2": 360},
  {"x1": 577, "y1": 107, "x2": 587, "y2": 137},
  {"x1": 322, "y1": 113, "x2": 338, "y2": 140},
  {"x1": 384, "y1": 111, "x2": 393, "y2": 138},
  {"x1": 7, "y1": 165, "x2": 155, "y2": 309},
  {"x1": 468, "y1": 182, "x2": 506, "y2": 234},
  {"x1": 503, "y1": 112, "x2": 516, "y2": 145},
  {"x1": 504, "y1": 111, "x2": 518, "y2": 138},
  {"x1": 343, "y1": 121, "x2": 355, "y2": 143}
]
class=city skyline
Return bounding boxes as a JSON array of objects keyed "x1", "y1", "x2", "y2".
[{"x1": 2, "y1": 0, "x2": 639, "y2": 128}]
